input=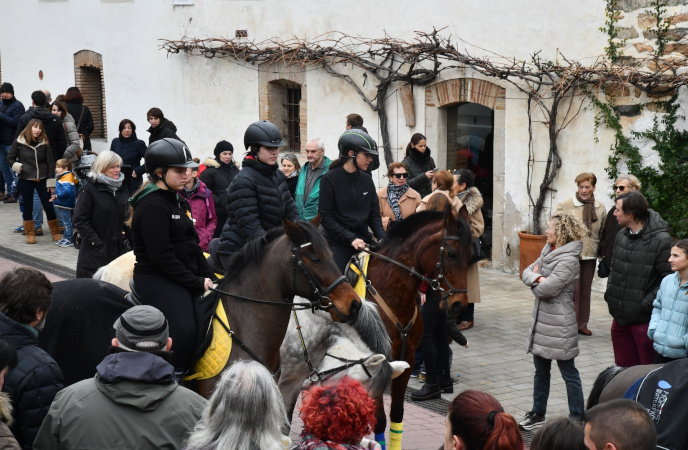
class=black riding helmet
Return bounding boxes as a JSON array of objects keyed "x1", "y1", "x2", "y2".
[
  {"x1": 244, "y1": 120, "x2": 286, "y2": 150},
  {"x1": 338, "y1": 130, "x2": 379, "y2": 159},
  {"x1": 145, "y1": 138, "x2": 198, "y2": 174}
]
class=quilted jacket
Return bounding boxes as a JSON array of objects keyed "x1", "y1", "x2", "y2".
[{"x1": 648, "y1": 272, "x2": 688, "y2": 358}]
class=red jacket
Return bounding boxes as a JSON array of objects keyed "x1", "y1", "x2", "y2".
[{"x1": 178, "y1": 179, "x2": 217, "y2": 252}]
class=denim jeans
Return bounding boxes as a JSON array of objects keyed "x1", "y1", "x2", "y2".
[
  {"x1": 532, "y1": 354, "x2": 585, "y2": 419},
  {"x1": 16, "y1": 179, "x2": 56, "y2": 221},
  {"x1": 32, "y1": 190, "x2": 44, "y2": 228},
  {"x1": 54, "y1": 208, "x2": 73, "y2": 241},
  {"x1": 0, "y1": 144, "x2": 13, "y2": 193}
]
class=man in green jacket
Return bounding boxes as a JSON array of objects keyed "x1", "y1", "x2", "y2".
[
  {"x1": 34, "y1": 306, "x2": 207, "y2": 450},
  {"x1": 295, "y1": 138, "x2": 331, "y2": 221}
]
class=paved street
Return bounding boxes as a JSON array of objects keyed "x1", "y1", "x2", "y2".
[{"x1": 0, "y1": 201, "x2": 616, "y2": 449}]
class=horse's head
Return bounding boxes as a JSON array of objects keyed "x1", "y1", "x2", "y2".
[
  {"x1": 283, "y1": 218, "x2": 361, "y2": 323},
  {"x1": 438, "y1": 205, "x2": 472, "y2": 320}
]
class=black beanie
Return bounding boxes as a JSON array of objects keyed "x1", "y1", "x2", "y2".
[
  {"x1": 0, "y1": 83, "x2": 14, "y2": 95},
  {"x1": 214, "y1": 140, "x2": 234, "y2": 158}
]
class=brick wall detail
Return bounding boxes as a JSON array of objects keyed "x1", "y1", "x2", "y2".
[{"x1": 74, "y1": 50, "x2": 106, "y2": 139}]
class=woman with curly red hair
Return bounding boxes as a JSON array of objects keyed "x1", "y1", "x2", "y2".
[
  {"x1": 298, "y1": 377, "x2": 380, "y2": 450},
  {"x1": 444, "y1": 390, "x2": 524, "y2": 450}
]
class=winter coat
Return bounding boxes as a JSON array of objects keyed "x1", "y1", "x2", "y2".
[
  {"x1": 131, "y1": 184, "x2": 214, "y2": 294},
  {"x1": 53, "y1": 171, "x2": 76, "y2": 210},
  {"x1": 109, "y1": 131, "x2": 147, "y2": 192},
  {"x1": 15, "y1": 107, "x2": 67, "y2": 161},
  {"x1": 604, "y1": 210, "x2": 673, "y2": 326},
  {"x1": 217, "y1": 159, "x2": 300, "y2": 256},
  {"x1": 72, "y1": 180, "x2": 130, "y2": 278},
  {"x1": 402, "y1": 147, "x2": 435, "y2": 197},
  {"x1": 298, "y1": 433, "x2": 381, "y2": 450},
  {"x1": 7, "y1": 136, "x2": 55, "y2": 187},
  {"x1": 416, "y1": 189, "x2": 462, "y2": 215},
  {"x1": 318, "y1": 166, "x2": 385, "y2": 247},
  {"x1": 555, "y1": 196, "x2": 607, "y2": 259},
  {"x1": 199, "y1": 157, "x2": 239, "y2": 238},
  {"x1": 458, "y1": 187, "x2": 485, "y2": 304},
  {"x1": 295, "y1": 156, "x2": 331, "y2": 221},
  {"x1": 178, "y1": 180, "x2": 217, "y2": 252},
  {"x1": 60, "y1": 114, "x2": 81, "y2": 162},
  {"x1": 648, "y1": 273, "x2": 688, "y2": 359},
  {"x1": 0, "y1": 393, "x2": 20, "y2": 450},
  {"x1": 377, "y1": 185, "x2": 421, "y2": 230},
  {"x1": 0, "y1": 312, "x2": 64, "y2": 450},
  {"x1": 598, "y1": 206, "x2": 623, "y2": 274},
  {"x1": 64, "y1": 102, "x2": 94, "y2": 151},
  {"x1": 522, "y1": 240, "x2": 583, "y2": 361},
  {"x1": 33, "y1": 351, "x2": 206, "y2": 450},
  {"x1": 147, "y1": 119, "x2": 181, "y2": 145},
  {"x1": 0, "y1": 98, "x2": 25, "y2": 146},
  {"x1": 285, "y1": 175, "x2": 298, "y2": 199}
]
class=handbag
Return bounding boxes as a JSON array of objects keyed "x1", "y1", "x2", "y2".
[
  {"x1": 468, "y1": 237, "x2": 485, "y2": 265},
  {"x1": 597, "y1": 259, "x2": 610, "y2": 278}
]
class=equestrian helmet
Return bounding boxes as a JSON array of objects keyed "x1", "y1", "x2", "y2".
[
  {"x1": 243, "y1": 120, "x2": 286, "y2": 150},
  {"x1": 337, "y1": 130, "x2": 379, "y2": 158},
  {"x1": 144, "y1": 138, "x2": 198, "y2": 174}
]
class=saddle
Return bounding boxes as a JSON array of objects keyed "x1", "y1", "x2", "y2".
[
  {"x1": 185, "y1": 297, "x2": 233, "y2": 381},
  {"x1": 344, "y1": 252, "x2": 370, "y2": 300}
]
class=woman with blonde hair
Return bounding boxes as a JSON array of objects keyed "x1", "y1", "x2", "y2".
[
  {"x1": 73, "y1": 150, "x2": 130, "y2": 278},
  {"x1": 376, "y1": 162, "x2": 420, "y2": 230},
  {"x1": 519, "y1": 213, "x2": 589, "y2": 430}
]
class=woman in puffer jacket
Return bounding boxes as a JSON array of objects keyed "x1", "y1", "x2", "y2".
[
  {"x1": 519, "y1": 213, "x2": 589, "y2": 430},
  {"x1": 648, "y1": 239, "x2": 688, "y2": 363},
  {"x1": 50, "y1": 101, "x2": 80, "y2": 163},
  {"x1": 199, "y1": 140, "x2": 239, "y2": 239},
  {"x1": 179, "y1": 166, "x2": 217, "y2": 252}
]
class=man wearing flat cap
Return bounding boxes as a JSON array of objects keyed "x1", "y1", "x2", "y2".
[{"x1": 34, "y1": 305, "x2": 207, "y2": 450}]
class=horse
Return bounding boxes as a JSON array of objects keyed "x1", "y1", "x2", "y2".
[
  {"x1": 39, "y1": 219, "x2": 362, "y2": 398},
  {"x1": 360, "y1": 208, "x2": 472, "y2": 450},
  {"x1": 587, "y1": 364, "x2": 664, "y2": 409},
  {"x1": 279, "y1": 298, "x2": 410, "y2": 424},
  {"x1": 92, "y1": 250, "x2": 135, "y2": 291}
]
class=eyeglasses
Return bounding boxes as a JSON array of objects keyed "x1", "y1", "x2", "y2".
[
  {"x1": 392, "y1": 173, "x2": 408, "y2": 179},
  {"x1": 613, "y1": 185, "x2": 627, "y2": 191}
]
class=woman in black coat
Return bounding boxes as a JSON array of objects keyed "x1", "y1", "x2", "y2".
[
  {"x1": 73, "y1": 151, "x2": 130, "y2": 278},
  {"x1": 146, "y1": 107, "x2": 181, "y2": 144},
  {"x1": 199, "y1": 140, "x2": 239, "y2": 239},
  {"x1": 110, "y1": 119, "x2": 147, "y2": 193},
  {"x1": 63, "y1": 87, "x2": 94, "y2": 152},
  {"x1": 401, "y1": 132, "x2": 436, "y2": 198}
]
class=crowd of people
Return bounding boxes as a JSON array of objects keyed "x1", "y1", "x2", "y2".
[{"x1": 0, "y1": 81, "x2": 684, "y2": 449}]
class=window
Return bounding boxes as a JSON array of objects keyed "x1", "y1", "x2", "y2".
[
  {"x1": 284, "y1": 86, "x2": 301, "y2": 152},
  {"x1": 74, "y1": 50, "x2": 106, "y2": 139}
]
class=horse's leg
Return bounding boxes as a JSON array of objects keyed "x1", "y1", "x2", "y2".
[
  {"x1": 387, "y1": 369, "x2": 412, "y2": 450},
  {"x1": 373, "y1": 394, "x2": 387, "y2": 448}
]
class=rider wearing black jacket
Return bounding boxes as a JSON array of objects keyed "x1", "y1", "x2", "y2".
[{"x1": 319, "y1": 130, "x2": 385, "y2": 272}]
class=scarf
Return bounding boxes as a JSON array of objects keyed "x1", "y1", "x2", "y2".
[
  {"x1": 575, "y1": 192, "x2": 598, "y2": 230},
  {"x1": 409, "y1": 146, "x2": 431, "y2": 163},
  {"x1": 242, "y1": 155, "x2": 279, "y2": 176},
  {"x1": 217, "y1": 158, "x2": 237, "y2": 173},
  {"x1": 183, "y1": 178, "x2": 200, "y2": 197},
  {"x1": 386, "y1": 182, "x2": 409, "y2": 221},
  {"x1": 96, "y1": 172, "x2": 124, "y2": 192}
]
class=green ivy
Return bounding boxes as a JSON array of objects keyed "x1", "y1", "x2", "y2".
[
  {"x1": 591, "y1": 95, "x2": 688, "y2": 238},
  {"x1": 647, "y1": 0, "x2": 673, "y2": 59},
  {"x1": 600, "y1": 0, "x2": 625, "y2": 62}
]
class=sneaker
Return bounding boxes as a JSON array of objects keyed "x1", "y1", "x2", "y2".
[
  {"x1": 410, "y1": 369, "x2": 420, "y2": 378},
  {"x1": 419, "y1": 372, "x2": 426, "y2": 383},
  {"x1": 58, "y1": 239, "x2": 73, "y2": 248},
  {"x1": 519, "y1": 411, "x2": 545, "y2": 431},
  {"x1": 13, "y1": 225, "x2": 24, "y2": 233}
]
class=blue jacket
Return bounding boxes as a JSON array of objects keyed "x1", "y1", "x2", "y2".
[
  {"x1": 54, "y1": 171, "x2": 77, "y2": 210},
  {"x1": 109, "y1": 132, "x2": 147, "y2": 177},
  {"x1": 0, "y1": 98, "x2": 25, "y2": 146},
  {"x1": 648, "y1": 272, "x2": 688, "y2": 358}
]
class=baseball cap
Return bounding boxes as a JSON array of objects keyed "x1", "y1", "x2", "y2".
[{"x1": 113, "y1": 305, "x2": 169, "y2": 352}]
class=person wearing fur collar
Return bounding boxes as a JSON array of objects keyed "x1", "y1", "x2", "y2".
[
  {"x1": 453, "y1": 169, "x2": 485, "y2": 331},
  {"x1": 199, "y1": 140, "x2": 239, "y2": 239},
  {"x1": 0, "y1": 339, "x2": 20, "y2": 450}
]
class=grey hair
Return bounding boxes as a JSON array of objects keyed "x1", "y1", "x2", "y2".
[
  {"x1": 186, "y1": 361, "x2": 290, "y2": 450},
  {"x1": 89, "y1": 150, "x2": 123, "y2": 180},
  {"x1": 615, "y1": 173, "x2": 642, "y2": 192},
  {"x1": 308, "y1": 138, "x2": 325, "y2": 151}
]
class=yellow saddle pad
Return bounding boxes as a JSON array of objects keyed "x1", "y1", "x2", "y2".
[
  {"x1": 349, "y1": 252, "x2": 370, "y2": 299},
  {"x1": 184, "y1": 301, "x2": 232, "y2": 381}
]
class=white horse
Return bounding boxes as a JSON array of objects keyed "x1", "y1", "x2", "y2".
[{"x1": 92, "y1": 250, "x2": 135, "y2": 291}]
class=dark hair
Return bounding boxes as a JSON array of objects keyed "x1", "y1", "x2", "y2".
[
  {"x1": 346, "y1": 113, "x2": 363, "y2": 128},
  {"x1": 674, "y1": 239, "x2": 688, "y2": 258},
  {"x1": 586, "y1": 399, "x2": 656, "y2": 450},
  {"x1": 530, "y1": 417, "x2": 585, "y2": 450},
  {"x1": 404, "y1": 133, "x2": 426, "y2": 157},
  {"x1": 0, "y1": 339, "x2": 18, "y2": 372},
  {"x1": 616, "y1": 191, "x2": 649, "y2": 223},
  {"x1": 19, "y1": 119, "x2": 48, "y2": 145},
  {"x1": 454, "y1": 168, "x2": 475, "y2": 188},
  {"x1": 118, "y1": 119, "x2": 136, "y2": 133},
  {"x1": 448, "y1": 390, "x2": 524, "y2": 450},
  {"x1": 434, "y1": 170, "x2": 455, "y2": 196},
  {"x1": 63, "y1": 87, "x2": 84, "y2": 104},
  {"x1": 31, "y1": 90, "x2": 47, "y2": 108},
  {"x1": 386, "y1": 162, "x2": 408, "y2": 178},
  {"x1": 50, "y1": 101, "x2": 68, "y2": 118},
  {"x1": 0, "y1": 267, "x2": 53, "y2": 324},
  {"x1": 147, "y1": 107, "x2": 164, "y2": 120}
]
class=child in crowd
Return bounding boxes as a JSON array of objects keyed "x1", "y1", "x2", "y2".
[
  {"x1": 178, "y1": 166, "x2": 217, "y2": 252},
  {"x1": 50, "y1": 159, "x2": 77, "y2": 247}
]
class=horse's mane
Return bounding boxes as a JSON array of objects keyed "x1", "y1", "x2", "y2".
[{"x1": 223, "y1": 221, "x2": 328, "y2": 279}]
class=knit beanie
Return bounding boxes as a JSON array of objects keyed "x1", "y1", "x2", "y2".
[
  {"x1": 0, "y1": 83, "x2": 14, "y2": 95},
  {"x1": 214, "y1": 140, "x2": 234, "y2": 158}
]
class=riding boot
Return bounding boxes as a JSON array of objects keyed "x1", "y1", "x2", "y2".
[
  {"x1": 439, "y1": 370, "x2": 454, "y2": 394},
  {"x1": 47, "y1": 219, "x2": 62, "y2": 242},
  {"x1": 23, "y1": 221, "x2": 36, "y2": 244},
  {"x1": 411, "y1": 375, "x2": 442, "y2": 401}
]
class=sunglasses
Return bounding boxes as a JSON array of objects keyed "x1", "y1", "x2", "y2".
[
  {"x1": 613, "y1": 185, "x2": 627, "y2": 191},
  {"x1": 392, "y1": 173, "x2": 408, "y2": 179}
]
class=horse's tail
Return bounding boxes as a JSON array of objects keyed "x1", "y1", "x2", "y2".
[
  {"x1": 587, "y1": 365, "x2": 626, "y2": 410},
  {"x1": 92, "y1": 266, "x2": 106, "y2": 281}
]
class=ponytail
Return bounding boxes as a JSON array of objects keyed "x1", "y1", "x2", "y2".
[{"x1": 483, "y1": 412, "x2": 524, "y2": 450}]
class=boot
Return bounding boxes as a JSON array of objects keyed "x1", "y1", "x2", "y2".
[
  {"x1": 439, "y1": 370, "x2": 454, "y2": 394},
  {"x1": 47, "y1": 219, "x2": 62, "y2": 242},
  {"x1": 23, "y1": 221, "x2": 36, "y2": 244},
  {"x1": 411, "y1": 382, "x2": 442, "y2": 401}
]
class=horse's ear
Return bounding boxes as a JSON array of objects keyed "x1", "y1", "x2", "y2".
[
  {"x1": 283, "y1": 218, "x2": 307, "y2": 245},
  {"x1": 457, "y1": 204, "x2": 469, "y2": 223},
  {"x1": 365, "y1": 354, "x2": 386, "y2": 368},
  {"x1": 391, "y1": 361, "x2": 411, "y2": 379},
  {"x1": 310, "y1": 214, "x2": 321, "y2": 228}
]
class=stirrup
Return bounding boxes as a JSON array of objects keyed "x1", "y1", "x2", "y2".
[{"x1": 125, "y1": 279, "x2": 143, "y2": 306}]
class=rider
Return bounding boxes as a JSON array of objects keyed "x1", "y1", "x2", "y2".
[
  {"x1": 318, "y1": 129, "x2": 385, "y2": 273},
  {"x1": 130, "y1": 138, "x2": 215, "y2": 375},
  {"x1": 215, "y1": 120, "x2": 300, "y2": 271}
]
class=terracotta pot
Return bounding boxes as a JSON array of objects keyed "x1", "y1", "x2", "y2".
[{"x1": 518, "y1": 231, "x2": 547, "y2": 278}]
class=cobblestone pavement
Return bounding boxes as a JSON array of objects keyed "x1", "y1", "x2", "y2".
[{"x1": 0, "y1": 201, "x2": 617, "y2": 449}]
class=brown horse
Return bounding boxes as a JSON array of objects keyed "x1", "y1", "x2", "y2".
[
  {"x1": 362, "y1": 208, "x2": 472, "y2": 449},
  {"x1": 40, "y1": 219, "x2": 362, "y2": 399}
]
